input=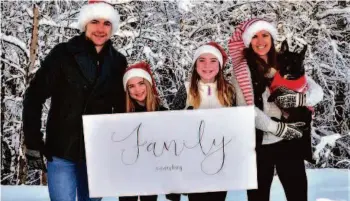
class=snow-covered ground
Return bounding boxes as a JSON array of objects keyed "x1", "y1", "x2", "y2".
[{"x1": 1, "y1": 169, "x2": 349, "y2": 201}]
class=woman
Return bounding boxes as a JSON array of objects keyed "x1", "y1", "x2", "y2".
[
  {"x1": 119, "y1": 61, "x2": 164, "y2": 201},
  {"x1": 228, "y1": 19, "x2": 324, "y2": 201},
  {"x1": 170, "y1": 42, "x2": 235, "y2": 201}
]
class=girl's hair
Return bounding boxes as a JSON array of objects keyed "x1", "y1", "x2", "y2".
[
  {"x1": 244, "y1": 38, "x2": 278, "y2": 97},
  {"x1": 189, "y1": 61, "x2": 235, "y2": 109},
  {"x1": 126, "y1": 79, "x2": 159, "y2": 112}
]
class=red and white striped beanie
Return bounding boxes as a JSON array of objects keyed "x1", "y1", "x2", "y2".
[{"x1": 228, "y1": 18, "x2": 278, "y2": 105}]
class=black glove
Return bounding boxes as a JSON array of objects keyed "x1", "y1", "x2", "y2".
[
  {"x1": 186, "y1": 106, "x2": 194, "y2": 110},
  {"x1": 268, "y1": 87, "x2": 306, "y2": 108},
  {"x1": 25, "y1": 148, "x2": 47, "y2": 172},
  {"x1": 274, "y1": 121, "x2": 305, "y2": 140}
]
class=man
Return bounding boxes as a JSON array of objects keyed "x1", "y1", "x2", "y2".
[{"x1": 22, "y1": 1, "x2": 126, "y2": 201}]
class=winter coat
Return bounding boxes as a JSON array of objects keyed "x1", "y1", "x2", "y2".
[{"x1": 23, "y1": 33, "x2": 127, "y2": 162}]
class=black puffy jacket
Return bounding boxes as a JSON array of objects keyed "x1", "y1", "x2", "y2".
[{"x1": 23, "y1": 33, "x2": 127, "y2": 162}]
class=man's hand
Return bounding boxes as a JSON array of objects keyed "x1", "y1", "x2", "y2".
[{"x1": 25, "y1": 148, "x2": 49, "y2": 172}]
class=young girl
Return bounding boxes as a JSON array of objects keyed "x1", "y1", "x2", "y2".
[
  {"x1": 119, "y1": 61, "x2": 164, "y2": 201},
  {"x1": 228, "y1": 19, "x2": 324, "y2": 201},
  {"x1": 170, "y1": 42, "x2": 235, "y2": 201}
]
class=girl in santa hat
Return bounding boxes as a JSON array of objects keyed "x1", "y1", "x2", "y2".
[
  {"x1": 228, "y1": 19, "x2": 324, "y2": 201},
  {"x1": 122, "y1": 61, "x2": 166, "y2": 113},
  {"x1": 119, "y1": 61, "x2": 165, "y2": 201},
  {"x1": 170, "y1": 42, "x2": 235, "y2": 201}
]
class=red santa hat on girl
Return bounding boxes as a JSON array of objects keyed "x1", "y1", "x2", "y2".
[
  {"x1": 241, "y1": 18, "x2": 278, "y2": 47},
  {"x1": 77, "y1": 0, "x2": 120, "y2": 34},
  {"x1": 123, "y1": 62, "x2": 158, "y2": 95},
  {"x1": 193, "y1": 42, "x2": 228, "y2": 68}
]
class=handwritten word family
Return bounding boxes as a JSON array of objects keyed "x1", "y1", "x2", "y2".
[{"x1": 111, "y1": 120, "x2": 233, "y2": 175}]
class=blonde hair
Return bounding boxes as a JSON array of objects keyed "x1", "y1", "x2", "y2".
[
  {"x1": 126, "y1": 79, "x2": 159, "y2": 112},
  {"x1": 189, "y1": 63, "x2": 235, "y2": 109}
]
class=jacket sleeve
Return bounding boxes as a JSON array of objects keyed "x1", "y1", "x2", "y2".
[
  {"x1": 305, "y1": 76, "x2": 324, "y2": 107},
  {"x1": 119, "y1": 52, "x2": 128, "y2": 74},
  {"x1": 232, "y1": 72, "x2": 279, "y2": 134},
  {"x1": 169, "y1": 84, "x2": 187, "y2": 110},
  {"x1": 113, "y1": 53, "x2": 128, "y2": 113},
  {"x1": 254, "y1": 107, "x2": 279, "y2": 134},
  {"x1": 22, "y1": 44, "x2": 62, "y2": 150}
]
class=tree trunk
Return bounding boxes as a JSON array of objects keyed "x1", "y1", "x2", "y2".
[{"x1": 18, "y1": 3, "x2": 41, "y2": 185}]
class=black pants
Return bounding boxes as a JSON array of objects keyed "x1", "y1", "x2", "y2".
[
  {"x1": 247, "y1": 140, "x2": 308, "y2": 201},
  {"x1": 188, "y1": 191, "x2": 227, "y2": 201},
  {"x1": 119, "y1": 195, "x2": 157, "y2": 201},
  {"x1": 165, "y1": 194, "x2": 181, "y2": 201}
]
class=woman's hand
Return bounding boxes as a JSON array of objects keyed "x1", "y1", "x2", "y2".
[
  {"x1": 268, "y1": 87, "x2": 306, "y2": 108},
  {"x1": 274, "y1": 121, "x2": 305, "y2": 140}
]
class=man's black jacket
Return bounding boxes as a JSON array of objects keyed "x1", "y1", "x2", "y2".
[{"x1": 23, "y1": 33, "x2": 127, "y2": 162}]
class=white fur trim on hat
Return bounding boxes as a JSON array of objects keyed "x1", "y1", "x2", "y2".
[
  {"x1": 123, "y1": 69, "x2": 153, "y2": 91},
  {"x1": 193, "y1": 45, "x2": 223, "y2": 67},
  {"x1": 242, "y1": 20, "x2": 278, "y2": 47},
  {"x1": 77, "y1": 2, "x2": 120, "y2": 34}
]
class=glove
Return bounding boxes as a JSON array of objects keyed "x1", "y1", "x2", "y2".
[
  {"x1": 25, "y1": 148, "x2": 47, "y2": 172},
  {"x1": 274, "y1": 121, "x2": 305, "y2": 140},
  {"x1": 166, "y1": 194, "x2": 182, "y2": 201},
  {"x1": 268, "y1": 87, "x2": 306, "y2": 108},
  {"x1": 186, "y1": 106, "x2": 194, "y2": 110}
]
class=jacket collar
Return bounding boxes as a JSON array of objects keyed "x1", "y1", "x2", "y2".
[
  {"x1": 66, "y1": 33, "x2": 112, "y2": 55},
  {"x1": 66, "y1": 33, "x2": 113, "y2": 85},
  {"x1": 198, "y1": 80, "x2": 217, "y2": 91},
  {"x1": 133, "y1": 101, "x2": 147, "y2": 112}
]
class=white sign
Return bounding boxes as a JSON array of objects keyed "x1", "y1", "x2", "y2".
[{"x1": 83, "y1": 106, "x2": 257, "y2": 197}]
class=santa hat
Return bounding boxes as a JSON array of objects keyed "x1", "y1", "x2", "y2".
[
  {"x1": 77, "y1": 0, "x2": 120, "y2": 34},
  {"x1": 123, "y1": 62, "x2": 158, "y2": 95},
  {"x1": 228, "y1": 19, "x2": 278, "y2": 105},
  {"x1": 193, "y1": 42, "x2": 228, "y2": 68},
  {"x1": 241, "y1": 18, "x2": 278, "y2": 47}
]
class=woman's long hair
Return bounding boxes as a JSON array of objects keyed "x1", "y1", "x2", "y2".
[
  {"x1": 244, "y1": 39, "x2": 278, "y2": 97},
  {"x1": 189, "y1": 62, "x2": 235, "y2": 108},
  {"x1": 126, "y1": 79, "x2": 159, "y2": 112}
]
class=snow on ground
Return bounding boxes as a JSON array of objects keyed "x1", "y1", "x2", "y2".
[{"x1": 1, "y1": 169, "x2": 349, "y2": 201}]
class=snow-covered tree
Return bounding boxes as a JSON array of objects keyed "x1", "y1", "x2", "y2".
[{"x1": 1, "y1": 0, "x2": 349, "y2": 185}]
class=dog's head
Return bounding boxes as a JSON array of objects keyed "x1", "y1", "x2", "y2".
[{"x1": 278, "y1": 40, "x2": 307, "y2": 80}]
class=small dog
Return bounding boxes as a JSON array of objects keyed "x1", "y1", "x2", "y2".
[
  {"x1": 277, "y1": 40, "x2": 307, "y2": 80},
  {"x1": 268, "y1": 40, "x2": 314, "y2": 162}
]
